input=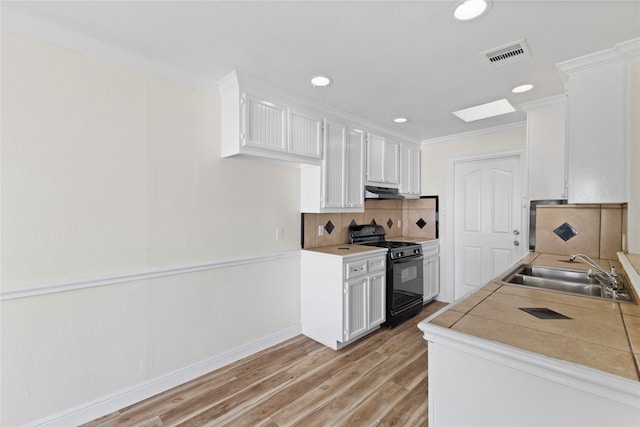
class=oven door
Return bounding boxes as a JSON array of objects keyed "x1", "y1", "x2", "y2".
[{"x1": 390, "y1": 254, "x2": 424, "y2": 310}]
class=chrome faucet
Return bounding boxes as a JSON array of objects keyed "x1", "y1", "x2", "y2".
[{"x1": 569, "y1": 253, "x2": 619, "y2": 292}]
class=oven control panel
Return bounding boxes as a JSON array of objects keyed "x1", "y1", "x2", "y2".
[{"x1": 390, "y1": 247, "x2": 422, "y2": 259}]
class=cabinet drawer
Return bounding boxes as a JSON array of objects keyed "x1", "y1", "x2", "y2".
[
  {"x1": 345, "y1": 261, "x2": 368, "y2": 279},
  {"x1": 367, "y1": 256, "x2": 386, "y2": 273},
  {"x1": 422, "y1": 242, "x2": 439, "y2": 258}
]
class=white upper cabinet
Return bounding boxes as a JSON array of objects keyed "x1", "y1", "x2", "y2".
[
  {"x1": 300, "y1": 120, "x2": 365, "y2": 212},
  {"x1": 322, "y1": 120, "x2": 348, "y2": 209},
  {"x1": 219, "y1": 71, "x2": 323, "y2": 165},
  {"x1": 399, "y1": 143, "x2": 421, "y2": 197},
  {"x1": 366, "y1": 133, "x2": 399, "y2": 186},
  {"x1": 288, "y1": 108, "x2": 323, "y2": 159},
  {"x1": 558, "y1": 41, "x2": 635, "y2": 203},
  {"x1": 345, "y1": 128, "x2": 366, "y2": 208},
  {"x1": 243, "y1": 94, "x2": 287, "y2": 152},
  {"x1": 219, "y1": 70, "x2": 418, "y2": 203},
  {"x1": 521, "y1": 96, "x2": 567, "y2": 201}
]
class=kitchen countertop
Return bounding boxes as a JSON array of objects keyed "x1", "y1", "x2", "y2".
[
  {"x1": 427, "y1": 252, "x2": 640, "y2": 381},
  {"x1": 302, "y1": 244, "x2": 387, "y2": 257}
]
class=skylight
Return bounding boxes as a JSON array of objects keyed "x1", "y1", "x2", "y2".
[{"x1": 452, "y1": 99, "x2": 515, "y2": 122}]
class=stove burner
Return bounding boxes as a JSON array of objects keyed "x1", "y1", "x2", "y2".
[{"x1": 348, "y1": 225, "x2": 422, "y2": 258}]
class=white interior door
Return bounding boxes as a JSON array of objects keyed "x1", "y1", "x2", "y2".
[{"x1": 454, "y1": 155, "x2": 523, "y2": 300}]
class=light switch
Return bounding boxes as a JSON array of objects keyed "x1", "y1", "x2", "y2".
[{"x1": 318, "y1": 225, "x2": 324, "y2": 236}]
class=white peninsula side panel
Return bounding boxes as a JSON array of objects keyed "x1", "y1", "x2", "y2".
[{"x1": 421, "y1": 324, "x2": 640, "y2": 427}]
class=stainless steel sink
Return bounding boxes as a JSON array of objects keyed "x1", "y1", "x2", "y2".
[{"x1": 500, "y1": 264, "x2": 635, "y2": 303}]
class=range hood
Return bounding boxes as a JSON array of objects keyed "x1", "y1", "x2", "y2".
[{"x1": 365, "y1": 185, "x2": 404, "y2": 199}]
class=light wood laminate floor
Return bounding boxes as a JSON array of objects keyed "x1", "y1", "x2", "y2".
[{"x1": 84, "y1": 301, "x2": 447, "y2": 427}]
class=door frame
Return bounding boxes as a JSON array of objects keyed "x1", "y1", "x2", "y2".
[{"x1": 444, "y1": 149, "x2": 528, "y2": 303}]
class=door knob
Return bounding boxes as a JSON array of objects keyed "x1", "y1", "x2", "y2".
[
  {"x1": 513, "y1": 230, "x2": 520, "y2": 235},
  {"x1": 513, "y1": 240, "x2": 520, "y2": 246}
]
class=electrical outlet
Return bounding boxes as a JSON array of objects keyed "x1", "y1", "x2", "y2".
[
  {"x1": 398, "y1": 219, "x2": 402, "y2": 228},
  {"x1": 275, "y1": 227, "x2": 284, "y2": 240},
  {"x1": 318, "y1": 225, "x2": 324, "y2": 236}
]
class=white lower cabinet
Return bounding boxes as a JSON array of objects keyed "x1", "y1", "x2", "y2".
[
  {"x1": 301, "y1": 248, "x2": 386, "y2": 350},
  {"x1": 422, "y1": 240, "x2": 439, "y2": 302},
  {"x1": 419, "y1": 322, "x2": 640, "y2": 427}
]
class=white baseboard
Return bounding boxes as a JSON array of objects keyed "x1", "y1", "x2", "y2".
[{"x1": 30, "y1": 323, "x2": 302, "y2": 427}]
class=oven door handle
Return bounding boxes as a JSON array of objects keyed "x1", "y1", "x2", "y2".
[{"x1": 392, "y1": 254, "x2": 423, "y2": 264}]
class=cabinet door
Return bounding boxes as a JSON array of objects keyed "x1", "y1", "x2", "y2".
[
  {"x1": 400, "y1": 144, "x2": 421, "y2": 195},
  {"x1": 242, "y1": 94, "x2": 287, "y2": 152},
  {"x1": 344, "y1": 278, "x2": 368, "y2": 341},
  {"x1": 525, "y1": 100, "x2": 567, "y2": 200},
  {"x1": 322, "y1": 120, "x2": 347, "y2": 209},
  {"x1": 288, "y1": 108, "x2": 323, "y2": 159},
  {"x1": 366, "y1": 133, "x2": 385, "y2": 183},
  {"x1": 410, "y1": 146, "x2": 421, "y2": 194},
  {"x1": 400, "y1": 144, "x2": 411, "y2": 194},
  {"x1": 345, "y1": 128, "x2": 365, "y2": 208},
  {"x1": 423, "y1": 256, "x2": 440, "y2": 301},
  {"x1": 383, "y1": 139, "x2": 400, "y2": 185},
  {"x1": 566, "y1": 61, "x2": 628, "y2": 203},
  {"x1": 367, "y1": 272, "x2": 386, "y2": 328}
]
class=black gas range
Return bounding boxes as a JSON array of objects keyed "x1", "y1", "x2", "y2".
[{"x1": 348, "y1": 224, "x2": 424, "y2": 327}]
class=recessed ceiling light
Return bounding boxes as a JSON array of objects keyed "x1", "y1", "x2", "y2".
[
  {"x1": 452, "y1": 98, "x2": 515, "y2": 122},
  {"x1": 452, "y1": 0, "x2": 491, "y2": 21},
  {"x1": 310, "y1": 75, "x2": 332, "y2": 87},
  {"x1": 512, "y1": 84, "x2": 534, "y2": 93},
  {"x1": 393, "y1": 117, "x2": 408, "y2": 123}
]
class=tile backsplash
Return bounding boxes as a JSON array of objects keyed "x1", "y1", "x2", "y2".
[
  {"x1": 534, "y1": 204, "x2": 625, "y2": 260},
  {"x1": 302, "y1": 198, "x2": 438, "y2": 249}
]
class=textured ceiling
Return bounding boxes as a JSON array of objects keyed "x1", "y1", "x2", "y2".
[{"x1": 2, "y1": 1, "x2": 639, "y2": 140}]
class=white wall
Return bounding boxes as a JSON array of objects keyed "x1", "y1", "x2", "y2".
[
  {"x1": 1, "y1": 30, "x2": 302, "y2": 425},
  {"x1": 421, "y1": 125, "x2": 527, "y2": 302},
  {"x1": 628, "y1": 56, "x2": 640, "y2": 253}
]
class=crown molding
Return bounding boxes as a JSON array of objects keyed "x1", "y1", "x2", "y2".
[
  {"x1": 519, "y1": 95, "x2": 565, "y2": 112},
  {"x1": 1, "y1": 7, "x2": 216, "y2": 93},
  {"x1": 421, "y1": 121, "x2": 526, "y2": 146},
  {"x1": 557, "y1": 38, "x2": 640, "y2": 75}
]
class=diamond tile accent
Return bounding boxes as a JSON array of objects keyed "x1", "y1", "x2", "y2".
[
  {"x1": 370, "y1": 219, "x2": 377, "y2": 226},
  {"x1": 553, "y1": 222, "x2": 579, "y2": 241},
  {"x1": 349, "y1": 219, "x2": 358, "y2": 227},
  {"x1": 416, "y1": 218, "x2": 427, "y2": 229},
  {"x1": 324, "y1": 220, "x2": 335, "y2": 235},
  {"x1": 387, "y1": 218, "x2": 393, "y2": 229},
  {"x1": 519, "y1": 307, "x2": 571, "y2": 320}
]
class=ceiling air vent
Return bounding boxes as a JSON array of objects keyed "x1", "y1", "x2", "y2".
[{"x1": 482, "y1": 39, "x2": 532, "y2": 67}]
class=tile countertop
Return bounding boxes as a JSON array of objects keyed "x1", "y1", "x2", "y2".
[
  {"x1": 302, "y1": 244, "x2": 387, "y2": 257},
  {"x1": 427, "y1": 252, "x2": 640, "y2": 381}
]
